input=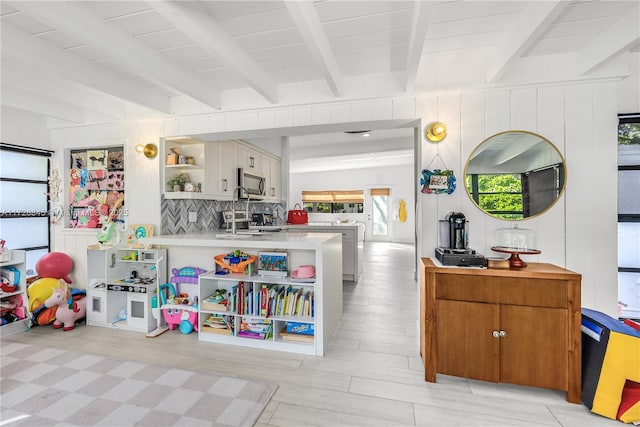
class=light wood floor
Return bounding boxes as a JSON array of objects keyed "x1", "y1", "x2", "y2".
[{"x1": 4, "y1": 242, "x2": 619, "y2": 426}]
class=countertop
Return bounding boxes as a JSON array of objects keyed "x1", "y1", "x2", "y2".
[
  {"x1": 249, "y1": 222, "x2": 364, "y2": 230},
  {"x1": 140, "y1": 231, "x2": 341, "y2": 249}
]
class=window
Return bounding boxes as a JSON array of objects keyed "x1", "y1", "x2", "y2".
[
  {"x1": 0, "y1": 143, "x2": 53, "y2": 275},
  {"x1": 302, "y1": 190, "x2": 364, "y2": 213},
  {"x1": 618, "y1": 113, "x2": 640, "y2": 320},
  {"x1": 465, "y1": 166, "x2": 563, "y2": 220}
]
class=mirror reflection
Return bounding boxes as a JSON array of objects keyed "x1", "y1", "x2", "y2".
[{"x1": 464, "y1": 130, "x2": 566, "y2": 220}]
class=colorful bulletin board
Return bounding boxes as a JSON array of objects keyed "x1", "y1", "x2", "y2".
[{"x1": 69, "y1": 147, "x2": 125, "y2": 228}]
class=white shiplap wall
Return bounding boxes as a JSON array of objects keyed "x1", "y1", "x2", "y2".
[
  {"x1": 418, "y1": 82, "x2": 618, "y2": 316},
  {"x1": 46, "y1": 81, "x2": 619, "y2": 316}
]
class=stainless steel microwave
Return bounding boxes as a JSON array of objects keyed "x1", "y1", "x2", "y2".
[{"x1": 237, "y1": 168, "x2": 266, "y2": 199}]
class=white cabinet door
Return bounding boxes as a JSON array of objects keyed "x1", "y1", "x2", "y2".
[
  {"x1": 236, "y1": 143, "x2": 263, "y2": 174},
  {"x1": 265, "y1": 157, "x2": 281, "y2": 201},
  {"x1": 203, "y1": 141, "x2": 222, "y2": 195},
  {"x1": 220, "y1": 141, "x2": 236, "y2": 197}
]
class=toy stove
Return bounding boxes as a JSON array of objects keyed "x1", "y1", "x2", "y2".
[{"x1": 106, "y1": 283, "x2": 152, "y2": 293}]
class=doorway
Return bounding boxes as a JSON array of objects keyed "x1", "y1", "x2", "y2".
[{"x1": 365, "y1": 187, "x2": 391, "y2": 242}]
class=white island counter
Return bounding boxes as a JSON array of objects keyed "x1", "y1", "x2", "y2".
[
  {"x1": 140, "y1": 232, "x2": 342, "y2": 356},
  {"x1": 284, "y1": 224, "x2": 364, "y2": 281}
]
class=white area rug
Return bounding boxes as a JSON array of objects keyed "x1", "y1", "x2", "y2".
[{"x1": 0, "y1": 341, "x2": 277, "y2": 426}]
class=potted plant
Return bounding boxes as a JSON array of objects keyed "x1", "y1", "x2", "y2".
[{"x1": 167, "y1": 174, "x2": 187, "y2": 192}]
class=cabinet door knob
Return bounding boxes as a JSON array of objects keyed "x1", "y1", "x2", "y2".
[
  {"x1": 499, "y1": 330, "x2": 507, "y2": 338},
  {"x1": 492, "y1": 330, "x2": 500, "y2": 338}
]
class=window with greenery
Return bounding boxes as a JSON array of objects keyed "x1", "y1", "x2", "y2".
[
  {"x1": 302, "y1": 190, "x2": 364, "y2": 213},
  {"x1": 618, "y1": 113, "x2": 640, "y2": 320},
  {"x1": 465, "y1": 166, "x2": 563, "y2": 220},
  {"x1": 0, "y1": 143, "x2": 52, "y2": 275}
]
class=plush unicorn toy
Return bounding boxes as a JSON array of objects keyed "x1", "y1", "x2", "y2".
[{"x1": 44, "y1": 280, "x2": 86, "y2": 331}]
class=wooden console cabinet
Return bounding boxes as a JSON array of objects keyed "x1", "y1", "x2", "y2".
[{"x1": 420, "y1": 258, "x2": 582, "y2": 403}]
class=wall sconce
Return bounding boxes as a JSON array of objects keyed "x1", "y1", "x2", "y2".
[
  {"x1": 135, "y1": 143, "x2": 158, "y2": 159},
  {"x1": 426, "y1": 122, "x2": 447, "y2": 142}
]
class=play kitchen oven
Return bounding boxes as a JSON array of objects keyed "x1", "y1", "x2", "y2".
[{"x1": 86, "y1": 247, "x2": 166, "y2": 334}]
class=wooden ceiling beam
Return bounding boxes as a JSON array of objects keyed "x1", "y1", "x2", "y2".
[
  {"x1": 2, "y1": 23, "x2": 171, "y2": 114},
  {"x1": 2, "y1": 62, "x2": 126, "y2": 121},
  {"x1": 486, "y1": 1, "x2": 570, "y2": 84},
  {"x1": 577, "y1": 6, "x2": 640, "y2": 76},
  {"x1": 148, "y1": 0, "x2": 279, "y2": 104},
  {"x1": 404, "y1": 1, "x2": 433, "y2": 93},
  {"x1": 285, "y1": 1, "x2": 343, "y2": 97},
  {"x1": 2, "y1": 86, "x2": 84, "y2": 123},
  {"x1": 9, "y1": 1, "x2": 220, "y2": 109}
]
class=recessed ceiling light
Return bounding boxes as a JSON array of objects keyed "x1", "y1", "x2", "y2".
[{"x1": 344, "y1": 130, "x2": 371, "y2": 135}]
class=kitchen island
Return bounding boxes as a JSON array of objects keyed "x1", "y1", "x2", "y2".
[
  {"x1": 140, "y1": 232, "x2": 342, "y2": 356},
  {"x1": 283, "y1": 223, "x2": 364, "y2": 282}
]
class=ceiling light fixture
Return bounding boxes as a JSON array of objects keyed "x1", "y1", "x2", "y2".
[
  {"x1": 344, "y1": 130, "x2": 371, "y2": 135},
  {"x1": 426, "y1": 122, "x2": 447, "y2": 142}
]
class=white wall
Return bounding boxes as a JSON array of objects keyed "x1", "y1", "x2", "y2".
[
  {"x1": 1, "y1": 107, "x2": 51, "y2": 150},
  {"x1": 290, "y1": 164, "x2": 415, "y2": 243},
  {"x1": 417, "y1": 82, "x2": 619, "y2": 317},
  {"x1": 44, "y1": 81, "x2": 620, "y2": 316}
]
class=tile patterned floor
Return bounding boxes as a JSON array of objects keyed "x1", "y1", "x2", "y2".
[
  {"x1": 0, "y1": 342, "x2": 276, "y2": 427},
  {"x1": 1, "y1": 242, "x2": 623, "y2": 426}
]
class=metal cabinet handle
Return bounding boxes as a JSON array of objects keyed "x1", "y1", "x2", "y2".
[
  {"x1": 249, "y1": 156, "x2": 255, "y2": 168},
  {"x1": 499, "y1": 330, "x2": 507, "y2": 338},
  {"x1": 223, "y1": 179, "x2": 228, "y2": 192},
  {"x1": 492, "y1": 330, "x2": 500, "y2": 338},
  {"x1": 270, "y1": 187, "x2": 275, "y2": 196}
]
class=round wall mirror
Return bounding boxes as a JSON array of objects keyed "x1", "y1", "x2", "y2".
[{"x1": 464, "y1": 130, "x2": 566, "y2": 220}]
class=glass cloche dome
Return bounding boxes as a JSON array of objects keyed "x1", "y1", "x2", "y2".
[{"x1": 491, "y1": 225, "x2": 540, "y2": 268}]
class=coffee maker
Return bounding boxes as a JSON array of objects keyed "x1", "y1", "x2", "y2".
[{"x1": 435, "y1": 212, "x2": 485, "y2": 266}]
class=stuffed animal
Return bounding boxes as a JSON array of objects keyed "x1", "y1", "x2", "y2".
[{"x1": 43, "y1": 280, "x2": 86, "y2": 331}]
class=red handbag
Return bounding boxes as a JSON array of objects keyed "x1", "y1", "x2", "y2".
[{"x1": 287, "y1": 203, "x2": 308, "y2": 224}]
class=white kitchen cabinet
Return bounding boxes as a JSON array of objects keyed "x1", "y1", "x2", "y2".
[
  {"x1": 161, "y1": 138, "x2": 280, "y2": 201},
  {"x1": 201, "y1": 141, "x2": 236, "y2": 200},
  {"x1": 236, "y1": 142, "x2": 263, "y2": 174},
  {"x1": 264, "y1": 156, "x2": 281, "y2": 201},
  {"x1": 219, "y1": 140, "x2": 236, "y2": 198}
]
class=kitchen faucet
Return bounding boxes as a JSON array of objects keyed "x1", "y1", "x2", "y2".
[{"x1": 231, "y1": 186, "x2": 251, "y2": 235}]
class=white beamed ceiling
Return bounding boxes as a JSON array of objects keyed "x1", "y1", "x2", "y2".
[{"x1": 1, "y1": 0, "x2": 638, "y2": 129}]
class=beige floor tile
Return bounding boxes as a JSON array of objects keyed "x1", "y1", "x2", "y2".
[
  {"x1": 269, "y1": 402, "x2": 411, "y2": 426},
  {"x1": 273, "y1": 382, "x2": 416, "y2": 425}
]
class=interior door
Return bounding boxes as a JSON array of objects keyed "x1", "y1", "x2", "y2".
[{"x1": 365, "y1": 187, "x2": 391, "y2": 241}]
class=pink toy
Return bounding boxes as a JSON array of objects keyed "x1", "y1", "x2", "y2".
[
  {"x1": 36, "y1": 252, "x2": 74, "y2": 283},
  {"x1": 159, "y1": 283, "x2": 198, "y2": 334},
  {"x1": 44, "y1": 280, "x2": 86, "y2": 331}
]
